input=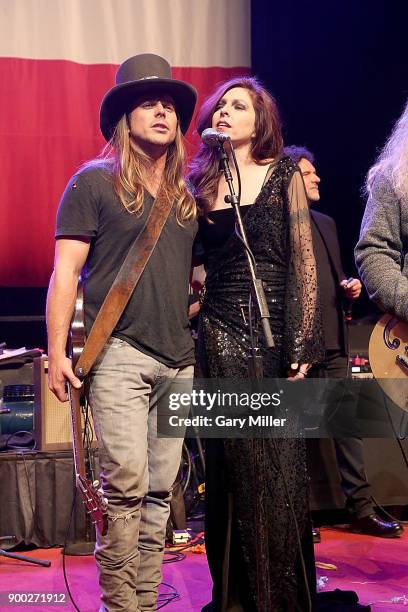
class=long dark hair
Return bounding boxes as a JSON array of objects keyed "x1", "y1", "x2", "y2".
[{"x1": 188, "y1": 76, "x2": 283, "y2": 216}]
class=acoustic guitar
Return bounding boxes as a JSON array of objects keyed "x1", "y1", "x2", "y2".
[
  {"x1": 67, "y1": 284, "x2": 108, "y2": 536},
  {"x1": 368, "y1": 313, "x2": 408, "y2": 412}
]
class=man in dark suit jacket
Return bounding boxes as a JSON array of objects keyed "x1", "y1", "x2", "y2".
[{"x1": 285, "y1": 145, "x2": 403, "y2": 539}]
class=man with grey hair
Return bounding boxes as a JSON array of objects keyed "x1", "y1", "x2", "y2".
[{"x1": 285, "y1": 145, "x2": 403, "y2": 539}]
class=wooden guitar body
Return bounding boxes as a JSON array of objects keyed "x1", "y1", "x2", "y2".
[{"x1": 369, "y1": 313, "x2": 408, "y2": 412}]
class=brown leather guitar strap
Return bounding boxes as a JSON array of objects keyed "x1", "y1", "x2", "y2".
[{"x1": 75, "y1": 186, "x2": 173, "y2": 378}]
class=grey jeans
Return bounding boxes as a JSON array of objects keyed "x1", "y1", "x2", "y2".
[{"x1": 89, "y1": 337, "x2": 193, "y2": 612}]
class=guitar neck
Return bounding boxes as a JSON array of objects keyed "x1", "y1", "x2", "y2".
[{"x1": 67, "y1": 384, "x2": 86, "y2": 480}]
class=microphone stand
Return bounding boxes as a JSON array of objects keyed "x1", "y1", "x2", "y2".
[{"x1": 217, "y1": 141, "x2": 274, "y2": 379}]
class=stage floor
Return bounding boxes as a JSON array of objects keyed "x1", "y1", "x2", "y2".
[{"x1": 0, "y1": 528, "x2": 407, "y2": 611}]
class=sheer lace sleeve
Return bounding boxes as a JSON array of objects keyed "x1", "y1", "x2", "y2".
[{"x1": 284, "y1": 169, "x2": 324, "y2": 366}]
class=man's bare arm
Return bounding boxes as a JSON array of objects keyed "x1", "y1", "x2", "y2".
[{"x1": 46, "y1": 238, "x2": 90, "y2": 401}]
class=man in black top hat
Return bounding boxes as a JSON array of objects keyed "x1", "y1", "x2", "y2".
[
  {"x1": 285, "y1": 145, "x2": 403, "y2": 540},
  {"x1": 46, "y1": 54, "x2": 197, "y2": 611}
]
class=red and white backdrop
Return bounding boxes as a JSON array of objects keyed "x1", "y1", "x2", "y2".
[{"x1": 0, "y1": 0, "x2": 250, "y2": 287}]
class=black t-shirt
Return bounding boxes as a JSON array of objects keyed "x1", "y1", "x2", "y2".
[
  {"x1": 311, "y1": 218, "x2": 341, "y2": 350},
  {"x1": 56, "y1": 165, "x2": 197, "y2": 368}
]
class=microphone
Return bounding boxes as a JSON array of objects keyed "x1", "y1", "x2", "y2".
[
  {"x1": 343, "y1": 299, "x2": 353, "y2": 322},
  {"x1": 201, "y1": 128, "x2": 230, "y2": 147},
  {"x1": 342, "y1": 277, "x2": 355, "y2": 322}
]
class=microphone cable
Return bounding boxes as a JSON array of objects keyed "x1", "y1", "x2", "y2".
[
  {"x1": 61, "y1": 395, "x2": 96, "y2": 612},
  {"x1": 62, "y1": 489, "x2": 81, "y2": 612},
  {"x1": 228, "y1": 141, "x2": 258, "y2": 274},
  {"x1": 156, "y1": 583, "x2": 180, "y2": 609}
]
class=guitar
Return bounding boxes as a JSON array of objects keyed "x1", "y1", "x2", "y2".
[
  {"x1": 368, "y1": 313, "x2": 408, "y2": 412},
  {"x1": 67, "y1": 284, "x2": 108, "y2": 536}
]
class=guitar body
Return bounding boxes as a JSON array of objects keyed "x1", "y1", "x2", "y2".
[
  {"x1": 68, "y1": 283, "x2": 108, "y2": 536},
  {"x1": 369, "y1": 313, "x2": 408, "y2": 412}
]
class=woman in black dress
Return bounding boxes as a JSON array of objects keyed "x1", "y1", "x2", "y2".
[{"x1": 189, "y1": 77, "x2": 324, "y2": 612}]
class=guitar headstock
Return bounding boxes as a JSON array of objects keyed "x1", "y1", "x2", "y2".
[{"x1": 77, "y1": 475, "x2": 108, "y2": 536}]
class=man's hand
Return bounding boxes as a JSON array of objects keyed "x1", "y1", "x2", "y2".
[
  {"x1": 340, "y1": 277, "x2": 362, "y2": 300},
  {"x1": 48, "y1": 355, "x2": 82, "y2": 402},
  {"x1": 46, "y1": 238, "x2": 90, "y2": 402}
]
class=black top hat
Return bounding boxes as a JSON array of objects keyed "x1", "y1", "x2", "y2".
[{"x1": 100, "y1": 53, "x2": 197, "y2": 141}]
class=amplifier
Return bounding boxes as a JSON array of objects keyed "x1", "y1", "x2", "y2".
[
  {"x1": 349, "y1": 353, "x2": 373, "y2": 379},
  {"x1": 33, "y1": 356, "x2": 97, "y2": 452}
]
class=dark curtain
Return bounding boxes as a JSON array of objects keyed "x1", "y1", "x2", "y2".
[
  {"x1": 0, "y1": 451, "x2": 98, "y2": 547},
  {"x1": 251, "y1": 0, "x2": 408, "y2": 318}
]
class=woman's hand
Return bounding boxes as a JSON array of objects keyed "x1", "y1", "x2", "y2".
[
  {"x1": 188, "y1": 301, "x2": 201, "y2": 319},
  {"x1": 287, "y1": 363, "x2": 310, "y2": 380}
]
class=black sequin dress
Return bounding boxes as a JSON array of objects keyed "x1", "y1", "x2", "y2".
[{"x1": 196, "y1": 157, "x2": 324, "y2": 612}]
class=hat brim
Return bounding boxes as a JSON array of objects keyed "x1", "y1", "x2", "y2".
[{"x1": 100, "y1": 78, "x2": 197, "y2": 141}]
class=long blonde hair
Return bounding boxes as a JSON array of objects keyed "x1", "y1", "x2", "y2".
[
  {"x1": 86, "y1": 115, "x2": 195, "y2": 223},
  {"x1": 366, "y1": 99, "x2": 408, "y2": 200}
]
